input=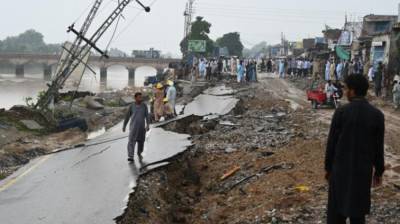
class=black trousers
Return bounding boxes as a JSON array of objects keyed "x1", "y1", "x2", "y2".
[
  {"x1": 328, "y1": 184, "x2": 366, "y2": 224},
  {"x1": 328, "y1": 213, "x2": 365, "y2": 224}
]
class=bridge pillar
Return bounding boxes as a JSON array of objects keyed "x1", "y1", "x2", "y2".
[
  {"x1": 156, "y1": 68, "x2": 165, "y2": 81},
  {"x1": 43, "y1": 65, "x2": 52, "y2": 81},
  {"x1": 128, "y1": 68, "x2": 136, "y2": 86},
  {"x1": 15, "y1": 64, "x2": 24, "y2": 78},
  {"x1": 100, "y1": 67, "x2": 107, "y2": 83},
  {"x1": 156, "y1": 68, "x2": 165, "y2": 76}
]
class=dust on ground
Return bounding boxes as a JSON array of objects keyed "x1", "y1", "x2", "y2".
[{"x1": 117, "y1": 74, "x2": 400, "y2": 224}]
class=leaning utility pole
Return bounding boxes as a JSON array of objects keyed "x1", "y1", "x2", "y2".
[{"x1": 35, "y1": 0, "x2": 151, "y2": 112}]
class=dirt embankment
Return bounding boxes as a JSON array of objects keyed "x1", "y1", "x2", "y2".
[{"x1": 117, "y1": 76, "x2": 400, "y2": 224}]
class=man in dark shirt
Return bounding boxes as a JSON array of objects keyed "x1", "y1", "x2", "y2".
[{"x1": 325, "y1": 75, "x2": 385, "y2": 224}]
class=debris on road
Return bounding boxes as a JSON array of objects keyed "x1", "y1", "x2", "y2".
[
  {"x1": 20, "y1": 120, "x2": 44, "y2": 130},
  {"x1": 220, "y1": 166, "x2": 240, "y2": 181},
  {"x1": 117, "y1": 76, "x2": 400, "y2": 224}
]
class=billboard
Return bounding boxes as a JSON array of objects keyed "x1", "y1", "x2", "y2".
[
  {"x1": 188, "y1": 40, "x2": 206, "y2": 52},
  {"x1": 338, "y1": 31, "x2": 351, "y2": 46}
]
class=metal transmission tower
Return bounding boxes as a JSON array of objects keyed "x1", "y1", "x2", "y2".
[
  {"x1": 183, "y1": 0, "x2": 195, "y2": 39},
  {"x1": 35, "y1": 0, "x2": 151, "y2": 111}
]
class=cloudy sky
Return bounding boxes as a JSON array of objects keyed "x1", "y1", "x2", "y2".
[{"x1": 0, "y1": 0, "x2": 399, "y2": 56}]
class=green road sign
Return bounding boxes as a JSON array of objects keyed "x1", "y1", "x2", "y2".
[{"x1": 188, "y1": 40, "x2": 206, "y2": 52}]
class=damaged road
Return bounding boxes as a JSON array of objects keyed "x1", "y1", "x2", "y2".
[
  {"x1": 0, "y1": 83, "x2": 237, "y2": 224},
  {"x1": 0, "y1": 122, "x2": 192, "y2": 224},
  {"x1": 117, "y1": 74, "x2": 400, "y2": 224}
]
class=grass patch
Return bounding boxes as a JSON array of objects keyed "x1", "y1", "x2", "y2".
[
  {"x1": 105, "y1": 100, "x2": 120, "y2": 107},
  {"x1": 0, "y1": 113, "x2": 49, "y2": 135},
  {"x1": 0, "y1": 173, "x2": 7, "y2": 180}
]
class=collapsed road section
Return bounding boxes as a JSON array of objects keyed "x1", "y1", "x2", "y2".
[
  {"x1": 116, "y1": 77, "x2": 400, "y2": 224},
  {"x1": 0, "y1": 85, "x2": 238, "y2": 224},
  {"x1": 0, "y1": 122, "x2": 191, "y2": 224}
]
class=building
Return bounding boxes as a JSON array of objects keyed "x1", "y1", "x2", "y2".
[
  {"x1": 322, "y1": 28, "x2": 342, "y2": 50},
  {"x1": 303, "y1": 38, "x2": 316, "y2": 50},
  {"x1": 131, "y1": 48, "x2": 161, "y2": 59},
  {"x1": 358, "y1": 15, "x2": 397, "y2": 66}
]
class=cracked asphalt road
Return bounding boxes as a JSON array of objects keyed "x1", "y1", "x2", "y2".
[{"x1": 0, "y1": 123, "x2": 191, "y2": 224}]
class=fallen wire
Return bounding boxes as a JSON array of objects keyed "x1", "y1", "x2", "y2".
[
  {"x1": 71, "y1": 146, "x2": 111, "y2": 167},
  {"x1": 48, "y1": 135, "x2": 129, "y2": 155},
  {"x1": 227, "y1": 163, "x2": 293, "y2": 192},
  {"x1": 109, "y1": 0, "x2": 159, "y2": 46}
]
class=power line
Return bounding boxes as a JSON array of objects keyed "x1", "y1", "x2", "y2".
[
  {"x1": 195, "y1": 7, "x2": 348, "y2": 20},
  {"x1": 193, "y1": 2, "x2": 370, "y2": 15},
  {"x1": 108, "y1": 0, "x2": 159, "y2": 47},
  {"x1": 196, "y1": 12, "x2": 339, "y2": 25}
]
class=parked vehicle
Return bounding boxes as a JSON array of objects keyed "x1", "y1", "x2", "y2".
[
  {"x1": 144, "y1": 76, "x2": 158, "y2": 86},
  {"x1": 307, "y1": 81, "x2": 342, "y2": 109}
]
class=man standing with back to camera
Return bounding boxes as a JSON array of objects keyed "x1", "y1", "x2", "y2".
[{"x1": 325, "y1": 75, "x2": 385, "y2": 224}]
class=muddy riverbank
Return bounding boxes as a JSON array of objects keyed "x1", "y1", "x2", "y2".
[{"x1": 117, "y1": 75, "x2": 400, "y2": 224}]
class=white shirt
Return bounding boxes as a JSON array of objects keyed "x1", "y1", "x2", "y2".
[
  {"x1": 325, "y1": 83, "x2": 337, "y2": 97},
  {"x1": 368, "y1": 67, "x2": 374, "y2": 81}
]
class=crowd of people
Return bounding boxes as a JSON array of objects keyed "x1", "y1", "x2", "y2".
[
  {"x1": 189, "y1": 56, "x2": 259, "y2": 83},
  {"x1": 263, "y1": 55, "x2": 400, "y2": 109},
  {"x1": 187, "y1": 54, "x2": 400, "y2": 110},
  {"x1": 151, "y1": 80, "x2": 177, "y2": 122}
]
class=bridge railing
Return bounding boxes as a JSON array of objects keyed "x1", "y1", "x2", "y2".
[{"x1": 0, "y1": 52, "x2": 181, "y2": 63}]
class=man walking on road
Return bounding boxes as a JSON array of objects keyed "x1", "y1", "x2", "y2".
[
  {"x1": 123, "y1": 92, "x2": 150, "y2": 162},
  {"x1": 325, "y1": 75, "x2": 385, "y2": 224}
]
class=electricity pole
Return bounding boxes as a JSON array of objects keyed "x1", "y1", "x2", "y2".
[
  {"x1": 183, "y1": 0, "x2": 195, "y2": 39},
  {"x1": 35, "y1": 0, "x2": 150, "y2": 111}
]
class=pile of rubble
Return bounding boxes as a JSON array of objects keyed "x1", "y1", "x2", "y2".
[{"x1": 117, "y1": 77, "x2": 400, "y2": 224}]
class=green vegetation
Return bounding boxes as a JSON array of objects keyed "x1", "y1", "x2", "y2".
[
  {"x1": 181, "y1": 16, "x2": 245, "y2": 57},
  {"x1": 0, "y1": 172, "x2": 7, "y2": 180},
  {"x1": 0, "y1": 29, "x2": 61, "y2": 54},
  {"x1": 24, "y1": 91, "x2": 46, "y2": 109},
  {"x1": 0, "y1": 113, "x2": 46, "y2": 135},
  {"x1": 104, "y1": 100, "x2": 120, "y2": 107},
  {"x1": 180, "y1": 16, "x2": 215, "y2": 57},
  {"x1": 216, "y1": 32, "x2": 244, "y2": 57}
]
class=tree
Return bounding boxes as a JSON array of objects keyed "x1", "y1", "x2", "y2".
[
  {"x1": 0, "y1": 29, "x2": 61, "y2": 54},
  {"x1": 180, "y1": 16, "x2": 215, "y2": 57},
  {"x1": 216, "y1": 32, "x2": 244, "y2": 57}
]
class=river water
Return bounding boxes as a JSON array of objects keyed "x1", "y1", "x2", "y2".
[{"x1": 0, "y1": 66, "x2": 157, "y2": 109}]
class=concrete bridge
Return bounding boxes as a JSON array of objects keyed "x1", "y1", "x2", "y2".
[{"x1": 0, "y1": 53, "x2": 181, "y2": 81}]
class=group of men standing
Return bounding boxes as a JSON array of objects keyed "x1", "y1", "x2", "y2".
[
  {"x1": 192, "y1": 56, "x2": 258, "y2": 83},
  {"x1": 192, "y1": 56, "x2": 227, "y2": 81},
  {"x1": 287, "y1": 58, "x2": 313, "y2": 78},
  {"x1": 323, "y1": 58, "x2": 398, "y2": 107},
  {"x1": 262, "y1": 58, "x2": 312, "y2": 79},
  {"x1": 324, "y1": 59, "x2": 363, "y2": 82},
  {"x1": 236, "y1": 59, "x2": 258, "y2": 83}
]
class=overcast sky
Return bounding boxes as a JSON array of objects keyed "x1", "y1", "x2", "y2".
[{"x1": 0, "y1": 0, "x2": 399, "y2": 57}]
